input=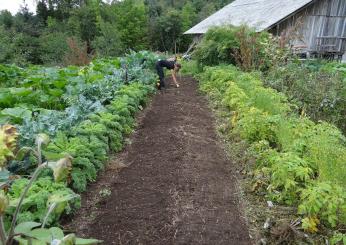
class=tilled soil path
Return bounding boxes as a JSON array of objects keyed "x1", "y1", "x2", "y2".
[{"x1": 65, "y1": 77, "x2": 251, "y2": 245}]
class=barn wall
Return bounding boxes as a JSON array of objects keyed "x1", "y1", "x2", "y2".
[{"x1": 270, "y1": 0, "x2": 346, "y2": 55}]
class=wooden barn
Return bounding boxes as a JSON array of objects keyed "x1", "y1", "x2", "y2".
[{"x1": 184, "y1": 0, "x2": 346, "y2": 60}]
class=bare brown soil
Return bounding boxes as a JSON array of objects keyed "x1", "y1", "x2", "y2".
[{"x1": 64, "y1": 76, "x2": 251, "y2": 244}]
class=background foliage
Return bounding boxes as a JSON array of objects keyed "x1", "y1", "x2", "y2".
[{"x1": 0, "y1": 0, "x2": 234, "y2": 66}]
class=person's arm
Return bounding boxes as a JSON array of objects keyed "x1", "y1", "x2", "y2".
[{"x1": 171, "y1": 70, "x2": 180, "y2": 87}]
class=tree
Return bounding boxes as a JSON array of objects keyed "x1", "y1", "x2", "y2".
[
  {"x1": 36, "y1": 1, "x2": 49, "y2": 23},
  {"x1": 0, "y1": 10, "x2": 14, "y2": 29},
  {"x1": 78, "y1": 5, "x2": 98, "y2": 47},
  {"x1": 181, "y1": 2, "x2": 197, "y2": 32},
  {"x1": 13, "y1": 4, "x2": 42, "y2": 36},
  {"x1": 113, "y1": 0, "x2": 149, "y2": 51},
  {"x1": 157, "y1": 9, "x2": 182, "y2": 52},
  {"x1": 197, "y1": 2, "x2": 216, "y2": 22},
  {"x1": 0, "y1": 26, "x2": 14, "y2": 63},
  {"x1": 66, "y1": 4, "x2": 99, "y2": 53},
  {"x1": 39, "y1": 31, "x2": 69, "y2": 65},
  {"x1": 43, "y1": 0, "x2": 84, "y2": 20},
  {"x1": 92, "y1": 20, "x2": 124, "y2": 57},
  {"x1": 12, "y1": 32, "x2": 43, "y2": 65},
  {"x1": 179, "y1": 2, "x2": 197, "y2": 51}
]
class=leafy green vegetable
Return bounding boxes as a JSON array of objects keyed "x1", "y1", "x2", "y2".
[{"x1": 7, "y1": 177, "x2": 80, "y2": 226}]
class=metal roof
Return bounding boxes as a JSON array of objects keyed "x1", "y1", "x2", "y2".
[{"x1": 184, "y1": 0, "x2": 314, "y2": 34}]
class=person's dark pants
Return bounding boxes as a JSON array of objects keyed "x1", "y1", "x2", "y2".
[{"x1": 155, "y1": 62, "x2": 165, "y2": 90}]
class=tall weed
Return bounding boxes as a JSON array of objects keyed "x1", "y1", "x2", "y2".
[{"x1": 64, "y1": 37, "x2": 92, "y2": 66}]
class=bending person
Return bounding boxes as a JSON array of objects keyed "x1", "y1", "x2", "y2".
[{"x1": 155, "y1": 59, "x2": 181, "y2": 90}]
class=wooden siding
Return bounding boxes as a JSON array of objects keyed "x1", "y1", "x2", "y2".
[{"x1": 271, "y1": 0, "x2": 346, "y2": 54}]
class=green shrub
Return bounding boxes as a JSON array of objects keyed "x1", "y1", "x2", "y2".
[
  {"x1": 236, "y1": 107, "x2": 280, "y2": 143},
  {"x1": 193, "y1": 26, "x2": 285, "y2": 71},
  {"x1": 92, "y1": 20, "x2": 124, "y2": 57},
  {"x1": 193, "y1": 26, "x2": 240, "y2": 67},
  {"x1": 199, "y1": 65, "x2": 243, "y2": 100},
  {"x1": 264, "y1": 62, "x2": 346, "y2": 134},
  {"x1": 261, "y1": 151, "x2": 314, "y2": 205},
  {"x1": 331, "y1": 232, "x2": 346, "y2": 245},
  {"x1": 299, "y1": 182, "x2": 346, "y2": 228},
  {"x1": 272, "y1": 117, "x2": 315, "y2": 154},
  {"x1": 302, "y1": 123, "x2": 346, "y2": 187},
  {"x1": 180, "y1": 60, "x2": 200, "y2": 76},
  {"x1": 39, "y1": 31, "x2": 70, "y2": 65}
]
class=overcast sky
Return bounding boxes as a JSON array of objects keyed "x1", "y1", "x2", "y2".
[
  {"x1": 0, "y1": 0, "x2": 36, "y2": 14},
  {"x1": 0, "y1": 1, "x2": 112, "y2": 14}
]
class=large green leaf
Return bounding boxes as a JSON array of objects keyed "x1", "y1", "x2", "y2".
[
  {"x1": 14, "y1": 237, "x2": 46, "y2": 245},
  {"x1": 49, "y1": 227, "x2": 65, "y2": 240},
  {"x1": 0, "y1": 107, "x2": 32, "y2": 123},
  {"x1": 9, "y1": 87, "x2": 32, "y2": 97},
  {"x1": 0, "y1": 90, "x2": 15, "y2": 107},
  {"x1": 30, "y1": 228, "x2": 52, "y2": 243},
  {"x1": 48, "y1": 88, "x2": 64, "y2": 97},
  {"x1": 53, "y1": 80, "x2": 67, "y2": 89},
  {"x1": 14, "y1": 225, "x2": 65, "y2": 245},
  {"x1": 14, "y1": 221, "x2": 41, "y2": 235}
]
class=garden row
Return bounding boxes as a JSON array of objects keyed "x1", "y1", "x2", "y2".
[
  {"x1": 197, "y1": 65, "x2": 346, "y2": 242},
  {"x1": 0, "y1": 51, "x2": 159, "y2": 244},
  {"x1": 0, "y1": 51, "x2": 158, "y2": 145}
]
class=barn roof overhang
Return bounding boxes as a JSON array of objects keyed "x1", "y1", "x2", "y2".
[{"x1": 184, "y1": 0, "x2": 316, "y2": 35}]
